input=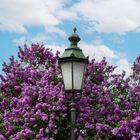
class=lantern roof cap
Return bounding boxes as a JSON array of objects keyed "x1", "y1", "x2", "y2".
[{"x1": 60, "y1": 28, "x2": 87, "y2": 60}]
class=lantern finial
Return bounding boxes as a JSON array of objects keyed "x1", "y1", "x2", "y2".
[
  {"x1": 73, "y1": 27, "x2": 77, "y2": 33},
  {"x1": 59, "y1": 28, "x2": 87, "y2": 59},
  {"x1": 68, "y1": 27, "x2": 80, "y2": 46}
]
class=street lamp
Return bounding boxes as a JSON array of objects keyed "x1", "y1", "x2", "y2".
[{"x1": 58, "y1": 28, "x2": 88, "y2": 140}]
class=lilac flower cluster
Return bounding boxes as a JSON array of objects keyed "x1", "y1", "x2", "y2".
[{"x1": 0, "y1": 44, "x2": 140, "y2": 139}]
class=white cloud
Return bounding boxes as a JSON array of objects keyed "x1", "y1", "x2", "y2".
[
  {"x1": 46, "y1": 27, "x2": 66, "y2": 38},
  {"x1": 73, "y1": 0, "x2": 140, "y2": 34},
  {"x1": 31, "y1": 33, "x2": 48, "y2": 43},
  {"x1": 79, "y1": 41, "x2": 131, "y2": 76},
  {"x1": 44, "y1": 44, "x2": 65, "y2": 55},
  {"x1": 79, "y1": 41, "x2": 118, "y2": 61},
  {"x1": 1, "y1": 0, "x2": 140, "y2": 34},
  {"x1": 0, "y1": 0, "x2": 77, "y2": 34},
  {"x1": 0, "y1": 19, "x2": 27, "y2": 33},
  {"x1": 114, "y1": 59, "x2": 132, "y2": 76}
]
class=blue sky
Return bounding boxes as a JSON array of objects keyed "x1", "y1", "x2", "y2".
[{"x1": 1, "y1": 0, "x2": 140, "y2": 76}]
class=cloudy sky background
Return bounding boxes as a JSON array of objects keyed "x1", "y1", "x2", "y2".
[{"x1": 1, "y1": 0, "x2": 140, "y2": 76}]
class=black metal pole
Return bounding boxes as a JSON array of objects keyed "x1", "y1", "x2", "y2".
[{"x1": 70, "y1": 98, "x2": 76, "y2": 140}]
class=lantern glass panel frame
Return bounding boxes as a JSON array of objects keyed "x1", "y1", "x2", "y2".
[{"x1": 59, "y1": 58, "x2": 87, "y2": 92}]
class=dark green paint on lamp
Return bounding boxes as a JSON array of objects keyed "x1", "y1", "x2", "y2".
[{"x1": 59, "y1": 27, "x2": 88, "y2": 61}]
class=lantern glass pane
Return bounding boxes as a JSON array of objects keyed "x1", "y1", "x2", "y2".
[
  {"x1": 60, "y1": 62, "x2": 72, "y2": 90},
  {"x1": 73, "y1": 62, "x2": 85, "y2": 90}
]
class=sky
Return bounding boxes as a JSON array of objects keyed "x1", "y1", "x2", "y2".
[{"x1": 1, "y1": 0, "x2": 140, "y2": 76}]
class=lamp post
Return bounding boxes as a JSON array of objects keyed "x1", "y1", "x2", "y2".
[{"x1": 58, "y1": 28, "x2": 88, "y2": 140}]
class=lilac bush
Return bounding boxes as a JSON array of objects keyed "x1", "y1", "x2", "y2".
[
  {"x1": 0, "y1": 44, "x2": 69, "y2": 139},
  {"x1": 0, "y1": 43, "x2": 140, "y2": 140},
  {"x1": 76, "y1": 59, "x2": 131, "y2": 139},
  {"x1": 76, "y1": 57, "x2": 140, "y2": 140}
]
